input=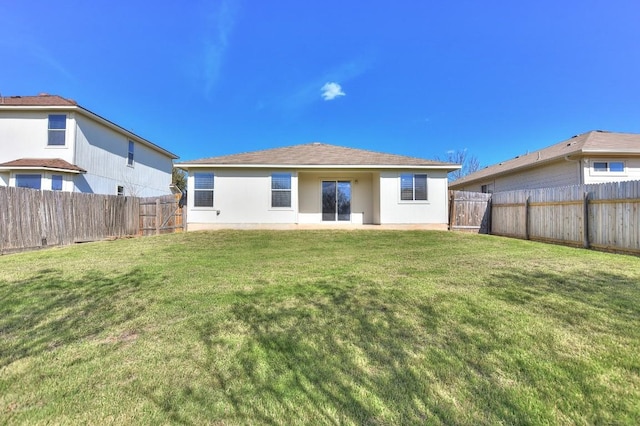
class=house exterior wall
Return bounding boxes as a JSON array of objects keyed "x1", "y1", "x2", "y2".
[
  {"x1": 454, "y1": 156, "x2": 640, "y2": 192},
  {"x1": 0, "y1": 109, "x2": 174, "y2": 196},
  {"x1": 8, "y1": 172, "x2": 74, "y2": 191},
  {"x1": 186, "y1": 168, "x2": 451, "y2": 228},
  {"x1": 74, "y1": 115, "x2": 173, "y2": 196},
  {"x1": 372, "y1": 172, "x2": 381, "y2": 224},
  {"x1": 0, "y1": 111, "x2": 76, "y2": 164},
  {"x1": 583, "y1": 157, "x2": 640, "y2": 184},
  {"x1": 454, "y1": 160, "x2": 578, "y2": 192},
  {"x1": 378, "y1": 170, "x2": 450, "y2": 225},
  {"x1": 187, "y1": 169, "x2": 299, "y2": 225}
]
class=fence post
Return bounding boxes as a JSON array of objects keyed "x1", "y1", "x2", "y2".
[
  {"x1": 487, "y1": 196, "x2": 492, "y2": 235},
  {"x1": 448, "y1": 192, "x2": 455, "y2": 230},
  {"x1": 155, "y1": 198, "x2": 161, "y2": 235},
  {"x1": 583, "y1": 191, "x2": 590, "y2": 249},
  {"x1": 524, "y1": 196, "x2": 530, "y2": 240}
]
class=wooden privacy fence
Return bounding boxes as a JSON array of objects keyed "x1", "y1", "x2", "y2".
[
  {"x1": 0, "y1": 187, "x2": 185, "y2": 254},
  {"x1": 449, "y1": 190, "x2": 491, "y2": 233},
  {"x1": 451, "y1": 180, "x2": 640, "y2": 255},
  {"x1": 139, "y1": 194, "x2": 185, "y2": 236}
]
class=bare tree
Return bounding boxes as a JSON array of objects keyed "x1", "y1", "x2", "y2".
[{"x1": 438, "y1": 149, "x2": 481, "y2": 181}]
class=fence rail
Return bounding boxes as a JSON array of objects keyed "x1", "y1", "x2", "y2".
[
  {"x1": 450, "y1": 180, "x2": 640, "y2": 255},
  {"x1": 0, "y1": 187, "x2": 184, "y2": 254}
]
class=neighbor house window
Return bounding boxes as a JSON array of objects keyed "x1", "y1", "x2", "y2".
[
  {"x1": 271, "y1": 173, "x2": 291, "y2": 208},
  {"x1": 481, "y1": 184, "x2": 493, "y2": 194},
  {"x1": 127, "y1": 141, "x2": 135, "y2": 166},
  {"x1": 194, "y1": 172, "x2": 214, "y2": 207},
  {"x1": 593, "y1": 161, "x2": 625, "y2": 173},
  {"x1": 48, "y1": 114, "x2": 66, "y2": 146},
  {"x1": 16, "y1": 174, "x2": 42, "y2": 190},
  {"x1": 117, "y1": 185, "x2": 124, "y2": 196},
  {"x1": 400, "y1": 173, "x2": 427, "y2": 201},
  {"x1": 51, "y1": 175, "x2": 63, "y2": 191}
]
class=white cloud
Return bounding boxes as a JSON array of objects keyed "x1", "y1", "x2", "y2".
[{"x1": 321, "y1": 82, "x2": 345, "y2": 101}]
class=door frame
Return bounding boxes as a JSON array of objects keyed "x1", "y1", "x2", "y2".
[{"x1": 321, "y1": 179, "x2": 352, "y2": 222}]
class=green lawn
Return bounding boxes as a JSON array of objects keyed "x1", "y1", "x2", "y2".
[{"x1": 1, "y1": 230, "x2": 639, "y2": 425}]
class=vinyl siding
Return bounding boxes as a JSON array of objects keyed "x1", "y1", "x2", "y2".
[
  {"x1": 457, "y1": 160, "x2": 579, "y2": 192},
  {"x1": 74, "y1": 114, "x2": 172, "y2": 196}
]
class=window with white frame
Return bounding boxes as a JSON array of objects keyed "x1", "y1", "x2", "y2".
[
  {"x1": 194, "y1": 172, "x2": 214, "y2": 207},
  {"x1": 16, "y1": 174, "x2": 42, "y2": 190},
  {"x1": 400, "y1": 173, "x2": 427, "y2": 201},
  {"x1": 271, "y1": 173, "x2": 291, "y2": 208},
  {"x1": 127, "y1": 141, "x2": 135, "y2": 166},
  {"x1": 51, "y1": 175, "x2": 63, "y2": 191},
  {"x1": 48, "y1": 114, "x2": 66, "y2": 146},
  {"x1": 117, "y1": 185, "x2": 125, "y2": 196},
  {"x1": 592, "y1": 161, "x2": 625, "y2": 173}
]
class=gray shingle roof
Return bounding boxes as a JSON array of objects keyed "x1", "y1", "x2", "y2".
[
  {"x1": 0, "y1": 94, "x2": 77, "y2": 106},
  {"x1": 177, "y1": 143, "x2": 459, "y2": 169},
  {"x1": 450, "y1": 130, "x2": 640, "y2": 187}
]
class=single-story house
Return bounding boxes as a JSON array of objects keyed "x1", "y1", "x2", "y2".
[
  {"x1": 175, "y1": 143, "x2": 460, "y2": 230},
  {"x1": 450, "y1": 130, "x2": 640, "y2": 193},
  {"x1": 0, "y1": 93, "x2": 178, "y2": 196}
]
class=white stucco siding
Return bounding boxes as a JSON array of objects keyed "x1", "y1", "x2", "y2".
[
  {"x1": 187, "y1": 169, "x2": 298, "y2": 224},
  {"x1": 372, "y1": 172, "x2": 381, "y2": 224},
  {"x1": 74, "y1": 115, "x2": 172, "y2": 196},
  {"x1": 378, "y1": 170, "x2": 449, "y2": 224},
  {"x1": 583, "y1": 157, "x2": 640, "y2": 184},
  {"x1": 0, "y1": 111, "x2": 75, "y2": 163}
]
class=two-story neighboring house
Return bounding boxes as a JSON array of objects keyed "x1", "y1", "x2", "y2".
[
  {"x1": 450, "y1": 130, "x2": 640, "y2": 193},
  {"x1": 0, "y1": 93, "x2": 178, "y2": 196}
]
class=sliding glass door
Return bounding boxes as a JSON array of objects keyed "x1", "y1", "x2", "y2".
[{"x1": 322, "y1": 181, "x2": 351, "y2": 221}]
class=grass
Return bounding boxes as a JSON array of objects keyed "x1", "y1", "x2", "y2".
[{"x1": 1, "y1": 230, "x2": 639, "y2": 425}]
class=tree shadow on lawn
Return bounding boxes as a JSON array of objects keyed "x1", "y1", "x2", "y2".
[
  {"x1": 185, "y1": 280, "x2": 568, "y2": 425},
  {"x1": 177, "y1": 268, "x2": 640, "y2": 424},
  {"x1": 485, "y1": 268, "x2": 640, "y2": 331},
  {"x1": 0, "y1": 267, "x2": 160, "y2": 369}
]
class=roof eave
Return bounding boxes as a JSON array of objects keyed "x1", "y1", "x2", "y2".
[
  {"x1": 0, "y1": 166, "x2": 86, "y2": 174},
  {"x1": 175, "y1": 163, "x2": 461, "y2": 171}
]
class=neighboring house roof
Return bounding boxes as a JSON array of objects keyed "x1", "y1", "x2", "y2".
[
  {"x1": 0, "y1": 158, "x2": 87, "y2": 174},
  {"x1": 177, "y1": 142, "x2": 461, "y2": 170},
  {"x1": 450, "y1": 130, "x2": 640, "y2": 188},
  {"x1": 0, "y1": 93, "x2": 178, "y2": 159},
  {"x1": 0, "y1": 94, "x2": 78, "y2": 106}
]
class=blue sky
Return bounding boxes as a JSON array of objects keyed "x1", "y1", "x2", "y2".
[{"x1": 2, "y1": 1, "x2": 639, "y2": 167}]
